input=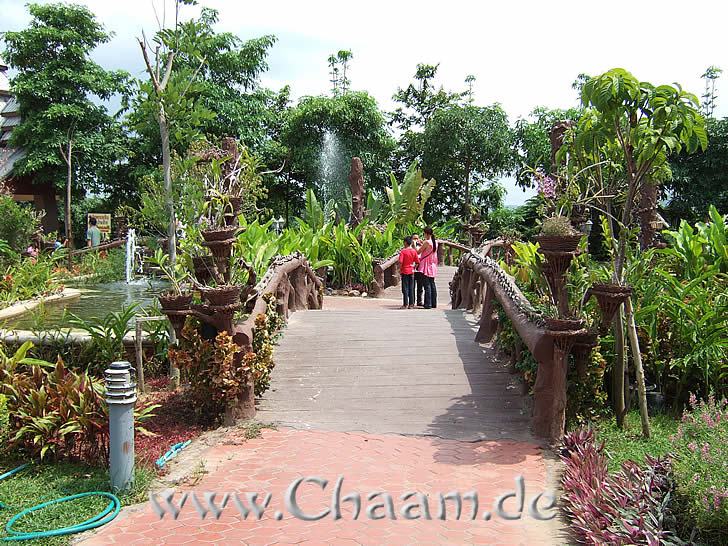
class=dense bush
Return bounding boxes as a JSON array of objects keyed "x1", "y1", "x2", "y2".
[
  {"x1": 0, "y1": 342, "x2": 156, "y2": 463},
  {"x1": 630, "y1": 207, "x2": 728, "y2": 405},
  {"x1": 672, "y1": 394, "x2": 728, "y2": 543},
  {"x1": 55, "y1": 248, "x2": 126, "y2": 283},
  {"x1": 0, "y1": 195, "x2": 41, "y2": 254},
  {"x1": 0, "y1": 255, "x2": 62, "y2": 309},
  {"x1": 561, "y1": 428, "x2": 684, "y2": 545},
  {"x1": 168, "y1": 294, "x2": 282, "y2": 419}
]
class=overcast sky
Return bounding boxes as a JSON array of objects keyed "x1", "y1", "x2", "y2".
[{"x1": 1, "y1": 0, "x2": 725, "y2": 205}]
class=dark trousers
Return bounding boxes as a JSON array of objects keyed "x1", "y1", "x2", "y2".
[
  {"x1": 401, "y1": 274, "x2": 415, "y2": 306},
  {"x1": 414, "y1": 272, "x2": 425, "y2": 305},
  {"x1": 423, "y1": 275, "x2": 437, "y2": 308}
]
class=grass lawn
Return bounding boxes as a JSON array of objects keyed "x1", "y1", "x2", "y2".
[
  {"x1": 591, "y1": 410, "x2": 680, "y2": 472},
  {"x1": 0, "y1": 458, "x2": 153, "y2": 545}
]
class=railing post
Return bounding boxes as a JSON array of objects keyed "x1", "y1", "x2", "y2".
[{"x1": 372, "y1": 261, "x2": 385, "y2": 297}]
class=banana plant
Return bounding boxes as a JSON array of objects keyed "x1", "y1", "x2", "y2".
[{"x1": 385, "y1": 161, "x2": 436, "y2": 226}]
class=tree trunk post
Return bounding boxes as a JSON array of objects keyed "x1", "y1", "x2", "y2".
[
  {"x1": 159, "y1": 107, "x2": 177, "y2": 267},
  {"x1": 625, "y1": 296, "x2": 650, "y2": 438}
]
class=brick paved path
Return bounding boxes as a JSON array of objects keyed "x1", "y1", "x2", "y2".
[{"x1": 81, "y1": 267, "x2": 566, "y2": 545}]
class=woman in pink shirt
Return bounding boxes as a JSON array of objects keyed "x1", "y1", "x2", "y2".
[{"x1": 417, "y1": 226, "x2": 438, "y2": 308}]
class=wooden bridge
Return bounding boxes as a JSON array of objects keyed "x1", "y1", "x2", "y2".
[
  {"x1": 83, "y1": 241, "x2": 568, "y2": 545},
  {"x1": 257, "y1": 265, "x2": 535, "y2": 442}
]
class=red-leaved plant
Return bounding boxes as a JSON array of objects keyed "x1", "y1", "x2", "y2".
[{"x1": 560, "y1": 428, "x2": 686, "y2": 545}]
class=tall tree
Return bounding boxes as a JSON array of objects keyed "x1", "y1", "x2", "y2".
[
  {"x1": 390, "y1": 63, "x2": 460, "y2": 173},
  {"x1": 135, "y1": 0, "x2": 214, "y2": 266},
  {"x1": 667, "y1": 117, "x2": 728, "y2": 222},
  {"x1": 577, "y1": 68, "x2": 707, "y2": 434},
  {"x1": 701, "y1": 65, "x2": 722, "y2": 119},
  {"x1": 281, "y1": 91, "x2": 395, "y2": 210},
  {"x1": 513, "y1": 106, "x2": 581, "y2": 188},
  {"x1": 421, "y1": 103, "x2": 515, "y2": 218},
  {"x1": 3, "y1": 2, "x2": 128, "y2": 253}
]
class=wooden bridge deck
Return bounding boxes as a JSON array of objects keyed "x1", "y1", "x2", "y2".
[{"x1": 257, "y1": 266, "x2": 535, "y2": 442}]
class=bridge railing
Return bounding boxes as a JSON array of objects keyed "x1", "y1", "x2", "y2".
[{"x1": 450, "y1": 239, "x2": 577, "y2": 442}]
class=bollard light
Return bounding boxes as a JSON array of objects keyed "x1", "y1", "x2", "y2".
[{"x1": 105, "y1": 360, "x2": 137, "y2": 492}]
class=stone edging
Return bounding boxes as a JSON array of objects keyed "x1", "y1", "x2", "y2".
[{"x1": 0, "y1": 288, "x2": 82, "y2": 321}]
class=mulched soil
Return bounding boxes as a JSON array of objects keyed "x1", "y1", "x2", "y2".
[{"x1": 134, "y1": 377, "x2": 214, "y2": 470}]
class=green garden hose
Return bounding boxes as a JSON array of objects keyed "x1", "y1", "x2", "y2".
[{"x1": 0, "y1": 463, "x2": 121, "y2": 542}]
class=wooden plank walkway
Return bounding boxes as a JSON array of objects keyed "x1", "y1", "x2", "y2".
[{"x1": 257, "y1": 266, "x2": 535, "y2": 442}]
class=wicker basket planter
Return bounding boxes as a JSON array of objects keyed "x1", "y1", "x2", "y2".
[
  {"x1": 193, "y1": 256, "x2": 217, "y2": 284},
  {"x1": 588, "y1": 283, "x2": 632, "y2": 330},
  {"x1": 545, "y1": 317, "x2": 586, "y2": 332},
  {"x1": 158, "y1": 291, "x2": 193, "y2": 311},
  {"x1": 201, "y1": 285, "x2": 241, "y2": 307},
  {"x1": 201, "y1": 227, "x2": 239, "y2": 243},
  {"x1": 535, "y1": 234, "x2": 583, "y2": 253}
]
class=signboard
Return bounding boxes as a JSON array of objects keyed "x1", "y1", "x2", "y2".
[{"x1": 87, "y1": 213, "x2": 111, "y2": 240}]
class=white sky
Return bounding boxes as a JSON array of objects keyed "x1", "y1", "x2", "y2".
[{"x1": 1, "y1": 0, "x2": 726, "y2": 206}]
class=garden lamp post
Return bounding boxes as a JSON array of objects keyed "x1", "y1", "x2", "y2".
[
  {"x1": 105, "y1": 360, "x2": 137, "y2": 492},
  {"x1": 273, "y1": 216, "x2": 285, "y2": 234}
]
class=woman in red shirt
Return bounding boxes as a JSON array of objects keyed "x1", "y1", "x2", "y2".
[{"x1": 399, "y1": 235, "x2": 419, "y2": 309}]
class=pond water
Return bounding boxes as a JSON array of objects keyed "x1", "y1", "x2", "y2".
[{"x1": 2, "y1": 279, "x2": 167, "y2": 331}]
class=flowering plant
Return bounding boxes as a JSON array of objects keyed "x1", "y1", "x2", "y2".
[{"x1": 671, "y1": 394, "x2": 728, "y2": 541}]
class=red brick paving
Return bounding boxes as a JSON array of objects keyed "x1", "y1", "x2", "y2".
[{"x1": 81, "y1": 428, "x2": 559, "y2": 545}]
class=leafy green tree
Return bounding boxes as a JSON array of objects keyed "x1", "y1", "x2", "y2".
[
  {"x1": 667, "y1": 117, "x2": 728, "y2": 222},
  {"x1": 135, "y1": 0, "x2": 215, "y2": 265},
  {"x1": 421, "y1": 103, "x2": 515, "y2": 218},
  {"x1": 172, "y1": 8, "x2": 276, "y2": 147},
  {"x1": 3, "y1": 2, "x2": 128, "y2": 252},
  {"x1": 577, "y1": 68, "x2": 707, "y2": 434},
  {"x1": 514, "y1": 106, "x2": 581, "y2": 188},
  {"x1": 390, "y1": 63, "x2": 460, "y2": 173},
  {"x1": 281, "y1": 91, "x2": 395, "y2": 210}
]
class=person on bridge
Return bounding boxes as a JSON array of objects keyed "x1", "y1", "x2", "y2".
[
  {"x1": 399, "y1": 235, "x2": 419, "y2": 309},
  {"x1": 418, "y1": 226, "x2": 438, "y2": 309},
  {"x1": 412, "y1": 234, "x2": 425, "y2": 307}
]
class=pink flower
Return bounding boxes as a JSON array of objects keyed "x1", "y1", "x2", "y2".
[
  {"x1": 689, "y1": 392, "x2": 698, "y2": 408},
  {"x1": 688, "y1": 442, "x2": 697, "y2": 452},
  {"x1": 702, "y1": 413, "x2": 716, "y2": 428}
]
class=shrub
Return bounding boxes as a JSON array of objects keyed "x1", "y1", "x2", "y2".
[
  {"x1": 0, "y1": 195, "x2": 41, "y2": 253},
  {"x1": 672, "y1": 394, "x2": 728, "y2": 544},
  {"x1": 0, "y1": 255, "x2": 62, "y2": 309},
  {"x1": 561, "y1": 428, "x2": 684, "y2": 545},
  {"x1": 0, "y1": 341, "x2": 156, "y2": 463},
  {"x1": 169, "y1": 322, "x2": 252, "y2": 420}
]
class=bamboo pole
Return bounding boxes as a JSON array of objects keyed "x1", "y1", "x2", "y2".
[{"x1": 625, "y1": 296, "x2": 651, "y2": 438}]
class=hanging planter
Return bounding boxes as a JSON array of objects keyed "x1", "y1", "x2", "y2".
[
  {"x1": 229, "y1": 196, "x2": 242, "y2": 216},
  {"x1": 201, "y1": 285, "x2": 241, "y2": 307},
  {"x1": 158, "y1": 290, "x2": 193, "y2": 311},
  {"x1": 192, "y1": 256, "x2": 217, "y2": 284},
  {"x1": 587, "y1": 283, "x2": 632, "y2": 330},
  {"x1": 571, "y1": 331, "x2": 599, "y2": 380},
  {"x1": 535, "y1": 234, "x2": 583, "y2": 253},
  {"x1": 201, "y1": 226, "x2": 238, "y2": 243},
  {"x1": 545, "y1": 317, "x2": 586, "y2": 332}
]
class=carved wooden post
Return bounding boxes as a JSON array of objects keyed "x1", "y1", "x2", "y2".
[
  {"x1": 472, "y1": 278, "x2": 483, "y2": 316},
  {"x1": 458, "y1": 268, "x2": 471, "y2": 309},
  {"x1": 392, "y1": 261, "x2": 401, "y2": 286},
  {"x1": 474, "y1": 288, "x2": 497, "y2": 343},
  {"x1": 533, "y1": 325, "x2": 584, "y2": 441},
  {"x1": 348, "y1": 157, "x2": 365, "y2": 227},
  {"x1": 372, "y1": 261, "x2": 385, "y2": 297}
]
